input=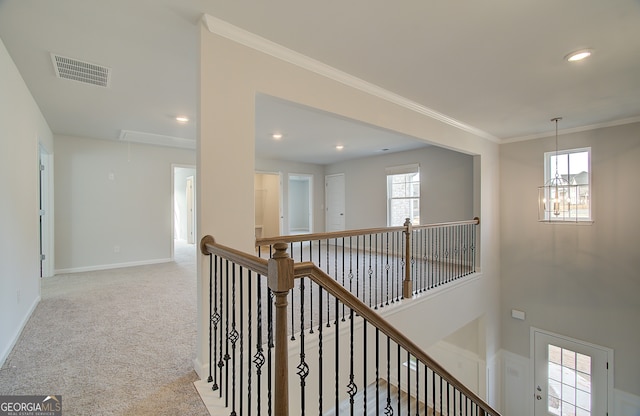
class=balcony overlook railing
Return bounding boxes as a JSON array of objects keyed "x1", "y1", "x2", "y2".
[{"x1": 200, "y1": 218, "x2": 498, "y2": 415}]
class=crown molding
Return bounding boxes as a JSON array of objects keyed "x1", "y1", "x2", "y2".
[
  {"x1": 501, "y1": 115, "x2": 640, "y2": 144},
  {"x1": 202, "y1": 14, "x2": 498, "y2": 143}
]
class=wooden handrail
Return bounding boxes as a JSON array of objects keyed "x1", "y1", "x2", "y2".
[
  {"x1": 255, "y1": 217, "x2": 480, "y2": 247},
  {"x1": 292, "y1": 261, "x2": 500, "y2": 416},
  {"x1": 200, "y1": 235, "x2": 269, "y2": 276}
]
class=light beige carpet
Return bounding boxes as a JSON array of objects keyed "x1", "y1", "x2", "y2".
[{"x1": 0, "y1": 241, "x2": 208, "y2": 416}]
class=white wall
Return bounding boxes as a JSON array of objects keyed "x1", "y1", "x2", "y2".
[
  {"x1": 54, "y1": 135, "x2": 195, "y2": 272},
  {"x1": 198, "y1": 21, "x2": 501, "y2": 408},
  {"x1": 0, "y1": 36, "x2": 53, "y2": 365},
  {"x1": 325, "y1": 146, "x2": 474, "y2": 229},
  {"x1": 500, "y1": 123, "x2": 640, "y2": 402}
]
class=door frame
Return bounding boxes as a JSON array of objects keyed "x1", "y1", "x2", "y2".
[
  {"x1": 530, "y1": 327, "x2": 613, "y2": 416},
  {"x1": 171, "y1": 164, "x2": 196, "y2": 258},
  {"x1": 39, "y1": 143, "x2": 54, "y2": 277},
  {"x1": 254, "y1": 171, "x2": 284, "y2": 236},
  {"x1": 288, "y1": 173, "x2": 313, "y2": 234}
]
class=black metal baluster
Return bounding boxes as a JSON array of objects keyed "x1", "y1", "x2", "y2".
[
  {"x1": 267, "y1": 288, "x2": 273, "y2": 416},
  {"x1": 472, "y1": 222, "x2": 477, "y2": 272},
  {"x1": 432, "y1": 366, "x2": 436, "y2": 416},
  {"x1": 424, "y1": 365, "x2": 428, "y2": 416},
  {"x1": 407, "y1": 351, "x2": 411, "y2": 416},
  {"x1": 212, "y1": 255, "x2": 220, "y2": 392},
  {"x1": 217, "y1": 257, "x2": 225, "y2": 396},
  {"x1": 396, "y1": 230, "x2": 401, "y2": 302},
  {"x1": 239, "y1": 268, "x2": 244, "y2": 416},
  {"x1": 415, "y1": 357, "x2": 419, "y2": 416},
  {"x1": 318, "y1": 286, "x2": 323, "y2": 415},
  {"x1": 229, "y1": 265, "x2": 238, "y2": 416},
  {"x1": 290, "y1": 242, "x2": 296, "y2": 341},
  {"x1": 439, "y1": 375, "x2": 443, "y2": 416},
  {"x1": 375, "y1": 328, "x2": 379, "y2": 415},
  {"x1": 326, "y1": 239, "x2": 331, "y2": 328},
  {"x1": 309, "y1": 241, "x2": 314, "y2": 334},
  {"x1": 341, "y1": 237, "x2": 346, "y2": 321},
  {"x1": 253, "y1": 274, "x2": 264, "y2": 416},
  {"x1": 374, "y1": 234, "x2": 379, "y2": 309},
  {"x1": 397, "y1": 344, "x2": 401, "y2": 414},
  {"x1": 348, "y1": 236, "x2": 353, "y2": 306},
  {"x1": 384, "y1": 232, "x2": 390, "y2": 306},
  {"x1": 224, "y1": 260, "x2": 230, "y2": 406},
  {"x1": 297, "y1": 278, "x2": 309, "y2": 415},
  {"x1": 399, "y1": 233, "x2": 403, "y2": 301},
  {"x1": 334, "y1": 297, "x2": 339, "y2": 413},
  {"x1": 391, "y1": 232, "x2": 396, "y2": 304},
  {"x1": 208, "y1": 253, "x2": 213, "y2": 384},
  {"x1": 247, "y1": 270, "x2": 252, "y2": 416},
  {"x1": 384, "y1": 336, "x2": 392, "y2": 415},
  {"x1": 356, "y1": 236, "x2": 360, "y2": 302},
  {"x1": 347, "y1": 307, "x2": 357, "y2": 416},
  {"x1": 363, "y1": 320, "x2": 367, "y2": 416},
  {"x1": 428, "y1": 227, "x2": 433, "y2": 290},
  {"x1": 368, "y1": 234, "x2": 373, "y2": 308}
]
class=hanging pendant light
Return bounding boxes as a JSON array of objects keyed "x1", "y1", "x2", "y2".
[{"x1": 538, "y1": 117, "x2": 571, "y2": 221}]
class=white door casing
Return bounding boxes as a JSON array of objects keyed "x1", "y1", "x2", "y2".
[{"x1": 532, "y1": 328, "x2": 612, "y2": 416}]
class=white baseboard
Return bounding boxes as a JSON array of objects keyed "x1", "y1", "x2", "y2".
[
  {"x1": 615, "y1": 388, "x2": 640, "y2": 416},
  {"x1": 193, "y1": 357, "x2": 209, "y2": 381},
  {"x1": 0, "y1": 295, "x2": 40, "y2": 367},
  {"x1": 55, "y1": 257, "x2": 172, "y2": 274}
]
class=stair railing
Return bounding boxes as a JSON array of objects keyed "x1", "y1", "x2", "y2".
[
  {"x1": 256, "y1": 218, "x2": 479, "y2": 303},
  {"x1": 201, "y1": 227, "x2": 499, "y2": 416}
]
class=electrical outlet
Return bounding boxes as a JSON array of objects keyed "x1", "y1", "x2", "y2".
[{"x1": 114, "y1": 245, "x2": 120, "y2": 253}]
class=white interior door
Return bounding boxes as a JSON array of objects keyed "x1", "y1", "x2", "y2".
[
  {"x1": 325, "y1": 173, "x2": 345, "y2": 232},
  {"x1": 533, "y1": 329, "x2": 610, "y2": 416}
]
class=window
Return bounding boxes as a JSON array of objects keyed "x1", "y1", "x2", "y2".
[
  {"x1": 387, "y1": 164, "x2": 420, "y2": 226},
  {"x1": 539, "y1": 148, "x2": 591, "y2": 222}
]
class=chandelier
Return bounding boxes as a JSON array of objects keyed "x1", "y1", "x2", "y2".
[{"x1": 538, "y1": 117, "x2": 572, "y2": 221}]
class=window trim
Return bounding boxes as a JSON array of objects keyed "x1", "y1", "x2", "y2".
[
  {"x1": 386, "y1": 164, "x2": 420, "y2": 226},
  {"x1": 540, "y1": 147, "x2": 593, "y2": 223}
]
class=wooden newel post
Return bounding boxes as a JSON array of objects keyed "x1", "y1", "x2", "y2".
[
  {"x1": 403, "y1": 218, "x2": 413, "y2": 298},
  {"x1": 268, "y1": 242, "x2": 294, "y2": 416}
]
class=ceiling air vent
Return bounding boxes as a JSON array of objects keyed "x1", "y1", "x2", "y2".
[{"x1": 51, "y1": 53, "x2": 111, "y2": 87}]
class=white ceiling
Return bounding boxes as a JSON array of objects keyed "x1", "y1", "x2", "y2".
[{"x1": 1, "y1": 0, "x2": 639, "y2": 164}]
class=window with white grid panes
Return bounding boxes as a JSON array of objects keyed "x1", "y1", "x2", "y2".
[
  {"x1": 547, "y1": 344, "x2": 592, "y2": 416},
  {"x1": 387, "y1": 167, "x2": 420, "y2": 227}
]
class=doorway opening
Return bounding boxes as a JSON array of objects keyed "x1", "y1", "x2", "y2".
[
  {"x1": 254, "y1": 172, "x2": 283, "y2": 239},
  {"x1": 172, "y1": 165, "x2": 196, "y2": 258},
  {"x1": 288, "y1": 174, "x2": 313, "y2": 235},
  {"x1": 39, "y1": 144, "x2": 54, "y2": 277}
]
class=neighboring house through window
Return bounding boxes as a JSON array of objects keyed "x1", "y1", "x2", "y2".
[
  {"x1": 540, "y1": 147, "x2": 591, "y2": 222},
  {"x1": 387, "y1": 164, "x2": 420, "y2": 226}
]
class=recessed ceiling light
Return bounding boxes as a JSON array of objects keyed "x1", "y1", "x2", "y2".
[
  {"x1": 565, "y1": 49, "x2": 592, "y2": 62},
  {"x1": 272, "y1": 133, "x2": 283, "y2": 140},
  {"x1": 176, "y1": 116, "x2": 189, "y2": 123},
  {"x1": 336, "y1": 145, "x2": 344, "y2": 150}
]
